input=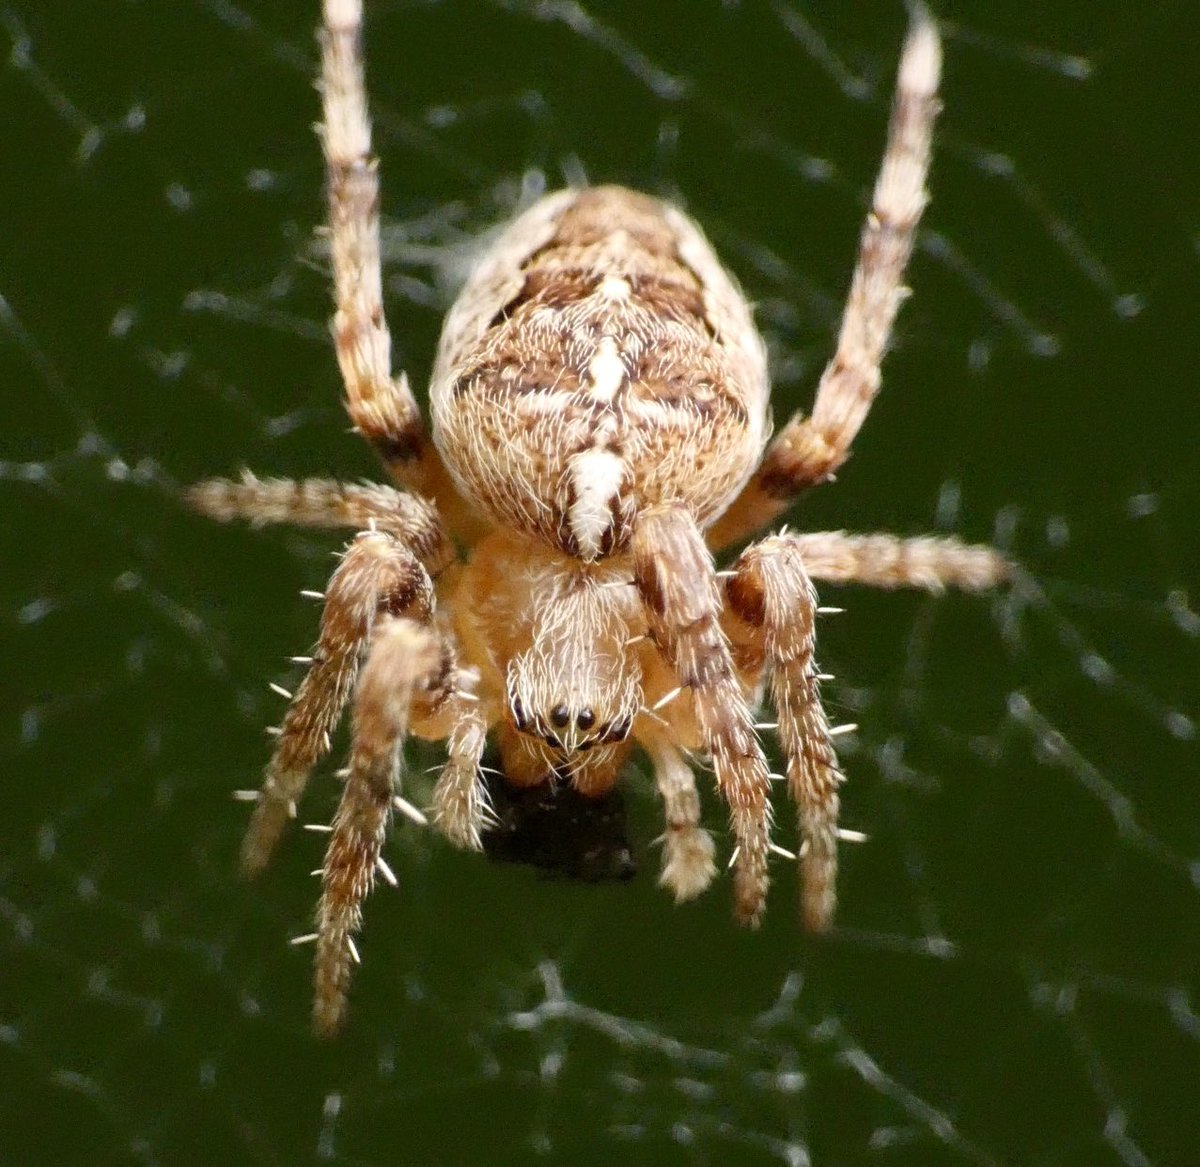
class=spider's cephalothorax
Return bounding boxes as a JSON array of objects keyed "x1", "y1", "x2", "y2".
[{"x1": 189, "y1": 0, "x2": 1010, "y2": 1035}]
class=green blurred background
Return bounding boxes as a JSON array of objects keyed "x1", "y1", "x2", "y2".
[{"x1": 2, "y1": 2, "x2": 1197, "y2": 1165}]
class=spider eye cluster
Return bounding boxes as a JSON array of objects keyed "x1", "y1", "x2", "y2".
[{"x1": 509, "y1": 693, "x2": 632, "y2": 752}]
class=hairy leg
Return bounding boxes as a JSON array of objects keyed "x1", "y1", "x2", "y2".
[
  {"x1": 631, "y1": 504, "x2": 773, "y2": 924},
  {"x1": 790, "y1": 530, "x2": 1011, "y2": 592},
  {"x1": 321, "y1": 0, "x2": 478, "y2": 535},
  {"x1": 723, "y1": 534, "x2": 842, "y2": 930},
  {"x1": 187, "y1": 474, "x2": 453, "y2": 573},
  {"x1": 709, "y1": 9, "x2": 942, "y2": 549},
  {"x1": 322, "y1": 0, "x2": 425, "y2": 477},
  {"x1": 239, "y1": 530, "x2": 434, "y2": 874},
  {"x1": 313, "y1": 614, "x2": 451, "y2": 1036}
]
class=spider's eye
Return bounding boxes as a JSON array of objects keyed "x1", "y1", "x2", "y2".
[
  {"x1": 549, "y1": 703, "x2": 571, "y2": 729},
  {"x1": 576, "y1": 707, "x2": 596, "y2": 732},
  {"x1": 602, "y1": 714, "x2": 633, "y2": 744},
  {"x1": 511, "y1": 695, "x2": 529, "y2": 732}
]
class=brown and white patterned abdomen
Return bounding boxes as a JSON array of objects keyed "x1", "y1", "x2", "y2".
[{"x1": 429, "y1": 186, "x2": 770, "y2": 560}]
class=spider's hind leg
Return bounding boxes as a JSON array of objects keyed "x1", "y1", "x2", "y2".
[
  {"x1": 709, "y1": 10, "x2": 942, "y2": 550},
  {"x1": 319, "y1": 0, "x2": 480, "y2": 539},
  {"x1": 321, "y1": 0, "x2": 426, "y2": 484}
]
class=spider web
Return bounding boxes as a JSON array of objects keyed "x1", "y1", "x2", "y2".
[{"x1": 2, "y1": 2, "x2": 1197, "y2": 1164}]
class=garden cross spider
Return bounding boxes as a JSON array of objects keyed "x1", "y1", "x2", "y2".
[{"x1": 189, "y1": 0, "x2": 1010, "y2": 1034}]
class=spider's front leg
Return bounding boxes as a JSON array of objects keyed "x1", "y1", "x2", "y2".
[
  {"x1": 722, "y1": 534, "x2": 842, "y2": 931},
  {"x1": 240, "y1": 529, "x2": 440, "y2": 874},
  {"x1": 313, "y1": 606, "x2": 480, "y2": 1036},
  {"x1": 631, "y1": 505, "x2": 773, "y2": 924}
]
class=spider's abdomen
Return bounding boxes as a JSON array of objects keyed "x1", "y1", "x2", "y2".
[{"x1": 429, "y1": 186, "x2": 769, "y2": 559}]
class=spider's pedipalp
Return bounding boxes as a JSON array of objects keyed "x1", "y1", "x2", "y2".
[
  {"x1": 313, "y1": 614, "x2": 445, "y2": 1037},
  {"x1": 240, "y1": 530, "x2": 434, "y2": 876},
  {"x1": 709, "y1": 8, "x2": 943, "y2": 549},
  {"x1": 645, "y1": 737, "x2": 717, "y2": 902},
  {"x1": 724, "y1": 535, "x2": 841, "y2": 931},
  {"x1": 631, "y1": 504, "x2": 773, "y2": 924},
  {"x1": 430, "y1": 698, "x2": 491, "y2": 850}
]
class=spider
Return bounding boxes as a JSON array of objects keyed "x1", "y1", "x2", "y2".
[{"x1": 189, "y1": 0, "x2": 1010, "y2": 1035}]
